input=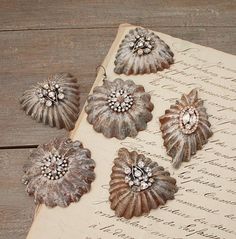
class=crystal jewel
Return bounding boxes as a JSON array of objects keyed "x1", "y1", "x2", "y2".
[
  {"x1": 129, "y1": 33, "x2": 155, "y2": 56},
  {"x1": 124, "y1": 162, "x2": 154, "y2": 192},
  {"x1": 179, "y1": 106, "x2": 199, "y2": 134},
  {"x1": 107, "y1": 89, "x2": 134, "y2": 113},
  {"x1": 41, "y1": 153, "x2": 69, "y2": 180},
  {"x1": 36, "y1": 81, "x2": 64, "y2": 107}
]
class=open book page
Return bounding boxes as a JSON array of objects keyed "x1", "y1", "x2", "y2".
[{"x1": 27, "y1": 24, "x2": 236, "y2": 239}]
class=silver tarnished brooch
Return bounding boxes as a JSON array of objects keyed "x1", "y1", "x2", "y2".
[
  {"x1": 114, "y1": 27, "x2": 174, "y2": 75},
  {"x1": 109, "y1": 148, "x2": 178, "y2": 219},
  {"x1": 159, "y1": 89, "x2": 213, "y2": 168},
  {"x1": 22, "y1": 137, "x2": 95, "y2": 207},
  {"x1": 85, "y1": 78, "x2": 154, "y2": 140},
  {"x1": 20, "y1": 73, "x2": 80, "y2": 130}
]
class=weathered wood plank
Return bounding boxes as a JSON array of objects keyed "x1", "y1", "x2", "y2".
[
  {"x1": 0, "y1": 149, "x2": 35, "y2": 239},
  {"x1": 0, "y1": 0, "x2": 235, "y2": 31},
  {"x1": 0, "y1": 27, "x2": 235, "y2": 147}
]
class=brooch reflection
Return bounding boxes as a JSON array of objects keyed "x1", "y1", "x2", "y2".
[
  {"x1": 114, "y1": 27, "x2": 174, "y2": 75},
  {"x1": 85, "y1": 78, "x2": 154, "y2": 140},
  {"x1": 20, "y1": 73, "x2": 80, "y2": 130},
  {"x1": 22, "y1": 137, "x2": 95, "y2": 207},
  {"x1": 159, "y1": 89, "x2": 213, "y2": 168},
  {"x1": 109, "y1": 148, "x2": 178, "y2": 219}
]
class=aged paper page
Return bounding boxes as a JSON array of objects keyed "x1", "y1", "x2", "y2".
[{"x1": 27, "y1": 24, "x2": 236, "y2": 239}]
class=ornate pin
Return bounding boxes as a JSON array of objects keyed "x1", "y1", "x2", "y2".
[
  {"x1": 85, "y1": 78, "x2": 154, "y2": 140},
  {"x1": 109, "y1": 148, "x2": 178, "y2": 219},
  {"x1": 20, "y1": 73, "x2": 80, "y2": 130},
  {"x1": 114, "y1": 27, "x2": 174, "y2": 75},
  {"x1": 159, "y1": 89, "x2": 213, "y2": 168},
  {"x1": 22, "y1": 137, "x2": 95, "y2": 207}
]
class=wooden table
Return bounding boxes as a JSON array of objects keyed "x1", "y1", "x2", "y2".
[{"x1": 0, "y1": 1, "x2": 235, "y2": 238}]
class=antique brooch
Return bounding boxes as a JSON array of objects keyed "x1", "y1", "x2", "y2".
[
  {"x1": 114, "y1": 27, "x2": 174, "y2": 75},
  {"x1": 20, "y1": 73, "x2": 80, "y2": 130},
  {"x1": 85, "y1": 78, "x2": 154, "y2": 140},
  {"x1": 109, "y1": 148, "x2": 178, "y2": 219},
  {"x1": 22, "y1": 137, "x2": 95, "y2": 207},
  {"x1": 159, "y1": 89, "x2": 213, "y2": 168}
]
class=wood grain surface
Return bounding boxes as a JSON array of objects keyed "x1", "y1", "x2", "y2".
[
  {"x1": 0, "y1": 149, "x2": 35, "y2": 239},
  {"x1": 0, "y1": 1, "x2": 235, "y2": 239}
]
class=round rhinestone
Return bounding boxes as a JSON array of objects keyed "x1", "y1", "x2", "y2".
[
  {"x1": 134, "y1": 170, "x2": 142, "y2": 177},
  {"x1": 140, "y1": 182, "x2": 148, "y2": 190},
  {"x1": 40, "y1": 98, "x2": 46, "y2": 103},
  {"x1": 144, "y1": 48, "x2": 151, "y2": 54},
  {"x1": 124, "y1": 167, "x2": 131, "y2": 174},
  {"x1": 48, "y1": 91, "x2": 55, "y2": 98},
  {"x1": 125, "y1": 176, "x2": 130, "y2": 183},
  {"x1": 58, "y1": 93, "x2": 64, "y2": 100},
  {"x1": 43, "y1": 84, "x2": 49, "y2": 89},
  {"x1": 124, "y1": 162, "x2": 154, "y2": 192},
  {"x1": 137, "y1": 49, "x2": 144, "y2": 55},
  {"x1": 129, "y1": 181, "x2": 134, "y2": 186},
  {"x1": 138, "y1": 161, "x2": 145, "y2": 168},
  {"x1": 46, "y1": 100, "x2": 52, "y2": 107}
]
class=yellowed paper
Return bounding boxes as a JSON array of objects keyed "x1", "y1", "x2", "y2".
[{"x1": 27, "y1": 24, "x2": 236, "y2": 239}]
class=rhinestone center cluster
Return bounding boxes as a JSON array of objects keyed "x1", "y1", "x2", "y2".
[
  {"x1": 179, "y1": 106, "x2": 199, "y2": 134},
  {"x1": 129, "y1": 33, "x2": 155, "y2": 56},
  {"x1": 107, "y1": 89, "x2": 134, "y2": 113},
  {"x1": 41, "y1": 153, "x2": 69, "y2": 180},
  {"x1": 124, "y1": 161, "x2": 154, "y2": 192},
  {"x1": 36, "y1": 81, "x2": 65, "y2": 107}
]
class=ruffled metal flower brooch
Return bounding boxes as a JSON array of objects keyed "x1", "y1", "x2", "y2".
[
  {"x1": 109, "y1": 148, "x2": 178, "y2": 219},
  {"x1": 159, "y1": 89, "x2": 213, "y2": 168},
  {"x1": 85, "y1": 78, "x2": 154, "y2": 140},
  {"x1": 20, "y1": 73, "x2": 80, "y2": 130},
  {"x1": 22, "y1": 137, "x2": 95, "y2": 207},
  {"x1": 114, "y1": 27, "x2": 174, "y2": 75}
]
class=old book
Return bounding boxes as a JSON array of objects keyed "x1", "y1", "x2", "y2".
[{"x1": 27, "y1": 24, "x2": 236, "y2": 239}]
